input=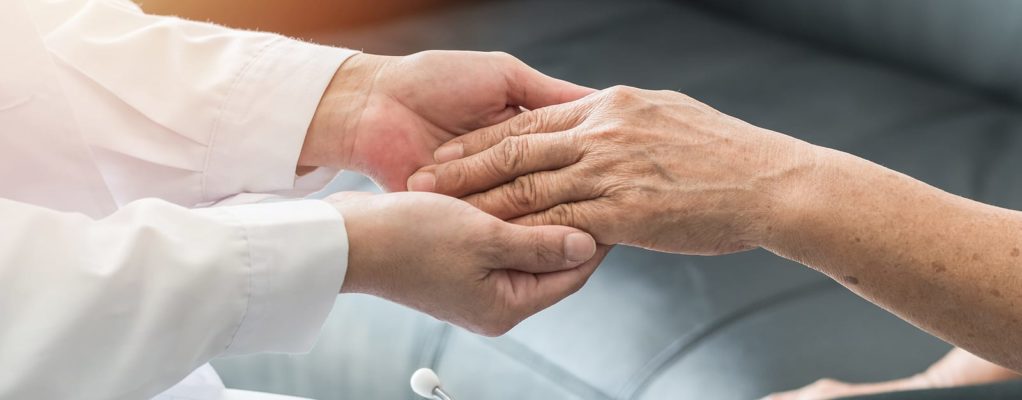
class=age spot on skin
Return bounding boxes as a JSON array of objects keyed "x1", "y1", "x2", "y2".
[
  {"x1": 1012, "y1": 248, "x2": 1020, "y2": 257},
  {"x1": 843, "y1": 276, "x2": 860, "y2": 285},
  {"x1": 931, "y1": 262, "x2": 947, "y2": 273},
  {"x1": 854, "y1": 236, "x2": 862, "y2": 243},
  {"x1": 972, "y1": 253, "x2": 981, "y2": 262},
  {"x1": 990, "y1": 288, "x2": 1003, "y2": 298}
]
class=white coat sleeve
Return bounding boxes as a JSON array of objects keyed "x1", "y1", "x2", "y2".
[
  {"x1": 27, "y1": 0, "x2": 359, "y2": 206},
  {"x1": 0, "y1": 197, "x2": 348, "y2": 399}
]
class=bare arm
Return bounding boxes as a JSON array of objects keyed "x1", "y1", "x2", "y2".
[
  {"x1": 412, "y1": 86, "x2": 1022, "y2": 372},
  {"x1": 767, "y1": 143, "x2": 1022, "y2": 369},
  {"x1": 924, "y1": 348, "x2": 1019, "y2": 388}
]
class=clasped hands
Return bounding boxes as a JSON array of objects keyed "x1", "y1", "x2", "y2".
[{"x1": 307, "y1": 50, "x2": 814, "y2": 336}]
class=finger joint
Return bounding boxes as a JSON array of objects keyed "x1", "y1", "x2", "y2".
[
  {"x1": 496, "y1": 136, "x2": 529, "y2": 172},
  {"x1": 506, "y1": 174, "x2": 540, "y2": 212}
]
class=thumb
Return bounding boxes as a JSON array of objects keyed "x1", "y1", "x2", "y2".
[
  {"x1": 427, "y1": 56, "x2": 595, "y2": 165},
  {"x1": 503, "y1": 54, "x2": 596, "y2": 110},
  {"x1": 518, "y1": 244, "x2": 611, "y2": 313},
  {"x1": 496, "y1": 223, "x2": 597, "y2": 274}
]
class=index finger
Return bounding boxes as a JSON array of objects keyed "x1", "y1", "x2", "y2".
[
  {"x1": 502, "y1": 54, "x2": 596, "y2": 110},
  {"x1": 433, "y1": 99, "x2": 592, "y2": 163}
]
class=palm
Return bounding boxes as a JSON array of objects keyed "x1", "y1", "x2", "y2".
[
  {"x1": 344, "y1": 51, "x2": 591, "y2": 192},
  {"x1": 349, "y1": 97, "x2": 456, "y2": 191}
]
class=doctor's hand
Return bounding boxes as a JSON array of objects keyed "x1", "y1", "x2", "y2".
[
  {"x1": 300, "y1": 51, "x2": 593, "y2": 192},
  {"x1": 326, "y1": 191, "x2": 606, "y2": 336},
  {"x1": 408, "y1": 86, "x2": 816, "y2": 255}
]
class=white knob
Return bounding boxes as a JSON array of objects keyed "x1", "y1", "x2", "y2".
[{"x1": 410, "y1": 368, "x2": 442, "y2": 398}]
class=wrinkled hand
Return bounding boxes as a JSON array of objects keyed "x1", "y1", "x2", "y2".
[
  {"x1": 300, "y1": 51, "x2": 594, "y2": 191},
  {"x1": 408, "y1": 86, "x2": 816, "y2": 255},
  {"x1": 326, "y1": 191, "x2": 607, "y2": 336}
]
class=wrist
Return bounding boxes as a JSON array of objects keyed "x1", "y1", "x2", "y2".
[
  {"x1": 327, "y1": 195, "x2": 379, "y2": 295},
  {"x1": 750, "y1": 131, "x2": 824, "y2": 249},
  {"x1": 300, "y1": 53, "x2": 390, "y2": 170}
]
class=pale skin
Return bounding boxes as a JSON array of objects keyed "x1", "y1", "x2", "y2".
[
  {"x1": 410, "y1": 86, "x2": 1022, "y2": 394},
  {"x1": 765, "y1": 348, "x2": 1017, "y2": 400},
  {"x1": 297, "y1": 51, "x2": 606, "y2": 336}
]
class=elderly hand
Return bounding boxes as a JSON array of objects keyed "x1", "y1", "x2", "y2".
[
  {"x1": 300, "y1": 51, "x2": 593, "y2": 191},
  {"x1": 327, "y1": 191, "x2": 606, "y2": 336},
  {"x1": 407, "y1": 86, "x2": 817, "y2": 255}
]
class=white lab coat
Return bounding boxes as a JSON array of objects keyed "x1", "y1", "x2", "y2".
[{"x1": 0, "y1": 0, "x2": 359, "y2": 398}]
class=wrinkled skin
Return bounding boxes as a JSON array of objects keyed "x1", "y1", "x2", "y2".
[
  {"x1": 301, "y1": 50, "x2": 594, "y2": 191},
  {"x1": 410, "y1": 86, "x2": 813, "y2": 255}
]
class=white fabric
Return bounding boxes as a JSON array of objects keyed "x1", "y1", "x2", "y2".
[{"x1": 0, "y1": 0, "x2": 360, "y2": 399}]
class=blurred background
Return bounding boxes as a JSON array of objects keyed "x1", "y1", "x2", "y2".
[
  {"x1": 135, "y1": 0, "x2": 472, "y2": 38},
  {"x1": 134, "y1": 0, "x2": 1022, "y2": 399}
]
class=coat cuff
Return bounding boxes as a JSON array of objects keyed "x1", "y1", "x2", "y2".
[
  {"x1": 204, "y1": 38, "x2": 358, "y2": 202},
  {"x1": 193, "y1": 199, "x2": 348, "y2": 355}
]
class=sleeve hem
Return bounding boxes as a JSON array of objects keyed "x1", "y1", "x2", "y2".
[
  {"x1": 193, "y1": 199, "x2": 348, "y2": 355},
  {"x1": 203, "y1": 39, "x2": 359, "y2": 202}
]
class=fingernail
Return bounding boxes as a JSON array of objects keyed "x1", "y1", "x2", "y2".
[
  {"x1": 564, "y1": 232, "x2": 597, "y2": 263},
  {"x1": 434, "y1": 143, "x2": 464, "y2": 163},
  {"x1": 407, "y1": 172, "x2": 436, "y2": 192}
]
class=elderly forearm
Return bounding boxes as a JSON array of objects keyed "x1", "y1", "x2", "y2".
[
  {"x1": 415, "y1": 86, "x2": 1022, "y2": 370},
  {"x1": 764, "y1": 144, "x2": 1022, "y2": 371}
]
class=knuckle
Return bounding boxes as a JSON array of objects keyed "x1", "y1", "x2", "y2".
[
  {"x1": 489, "y1": 51, "x2": 518, "y2": 63},
  {"x1": 604, "y1": 85, "x2": 639, "y2": 102},
  {"x1": 495, "y1": 136, "x2": 529, "y2": 172},
  {"x1": 505, "y1": 174, "x2": 540, "y2": 211},
  {"x1": 594, "y1": 120, "x2": 628, "y2": 141},
  {"x1": 598, "y1": 178, "x2": 629, "y2": 198},
  {"x1": 811, "y1": 378, "x2": 840, "y2": 389},
  {"x1": 436, "y1": 163, "x2": 469, "y2": 192},
  {"x1": 508, "y1": 111, "x2": 538, "y2": 135},
  {"x1": 547, "y1": 203, "x2": 578, "y2": 227}
]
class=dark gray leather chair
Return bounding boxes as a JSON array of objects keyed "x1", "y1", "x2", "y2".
[{"x1": 212, "y1": 1, "x2": 1022, "y2": 398}]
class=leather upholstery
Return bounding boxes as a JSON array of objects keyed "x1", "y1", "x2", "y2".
[
  {"x1": 694, "y1": 0, "x2": 1022, "y2": 104},
  {"x1": 212, "y1": 1, "x2": 1022, "y2": 398}
]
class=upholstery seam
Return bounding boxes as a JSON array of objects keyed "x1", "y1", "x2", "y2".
[
  {"x1": 480, "y1": 335, "x2": 615, "y2": 400},
  {"x1": 621, "y1": 279, "x2": 838, "y2": 399}
]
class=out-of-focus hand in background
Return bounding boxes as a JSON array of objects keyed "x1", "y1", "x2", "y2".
[{"x1": 762, "y1": 348, "x2": 1020, "y2": 400}]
